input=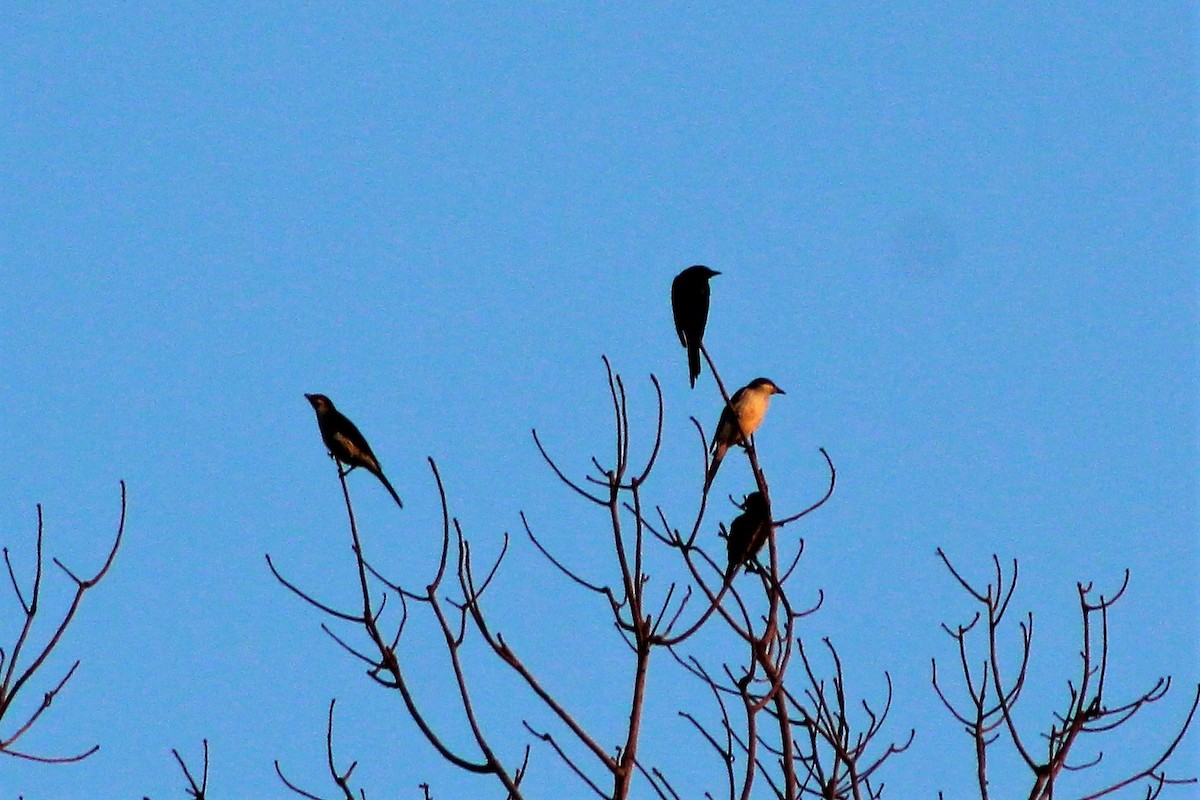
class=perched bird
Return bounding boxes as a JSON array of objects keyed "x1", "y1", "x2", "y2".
[
  {"x1": 305, "y1": 393, "x2": 403, "y2": 508},
  {"x1": 725, "y1": 491, "x2": 771, "y2": 576},
  {"x1": 705, "y1": 377, "x2": 786, "y2": 491},
  {"x1": 671, "y1": 265, "x2": 721, "y2": 388}
]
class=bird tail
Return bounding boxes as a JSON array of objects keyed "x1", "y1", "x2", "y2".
[
  {"x1": 724, "y1": 558, "x2": 741, "y2": 581},
  {"x1": 688, "y1": 343, "x2": 701, "y2": 388},
  {"x1": 704, "y1": 444, "x2": 726, "y2": 492},
  {"x1": 374, "y1": 469, "x2": 404, "y2": 508}
]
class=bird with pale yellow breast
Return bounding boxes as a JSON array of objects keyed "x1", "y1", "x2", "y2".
[{"x1": 705, "y1": 377, "x2": 785, "y2": 491}]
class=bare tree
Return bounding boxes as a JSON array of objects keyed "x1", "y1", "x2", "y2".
[
  {"x1": 0, "y1": 481, "x2": 126, "y2": 764},
  {"x1": 932, "y1": 549, "x2": 1199, "y2": 800},
  {"x1": 264, "y1": 300, "x2": 1194, "y2": 800},
  {"x1": 268, "y1": 343, "x2": 922, "y2": 799}
]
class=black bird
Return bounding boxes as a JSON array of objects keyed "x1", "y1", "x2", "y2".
[
  {"x1": 671, "y1": 265, "x2": 720, "y2": 388},
  {"x1": 305, "y1": 393, "x2": 403, "y2": 508},
  {"x1": 705, "y1": 377, "x2": 786, "y2": 491},
  {"x1": 725, "y1": 491, "x2": 771, "y2": 576}
]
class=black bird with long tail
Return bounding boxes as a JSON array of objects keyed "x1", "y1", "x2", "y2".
[{"x1": 671, "y1": 265, "x2": 720, "y2": 388}]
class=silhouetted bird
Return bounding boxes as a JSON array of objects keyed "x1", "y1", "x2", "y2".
[
  {"x1": 305, "y1": 393, "x2": 403, "y2": 508},
  {"x1": 671, "y1": 265, "x2": 720, "y2": 388},
  {"x1": 705, "y1": 377, "x2": 786, "y2": 491},
  {"x1": 725, "y1": 491, "x2": 771, "y2": 576}
]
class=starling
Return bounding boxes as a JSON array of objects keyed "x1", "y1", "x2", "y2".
[
  {"x1": 705, "y1": 377, "x2": 786, "y2": 491},
  {"x1": 305, "y1": 393, "x2": 403, "y2": 508},
  {"x1": 671, "y1": 265, "x2": 720, "y2": 388}
]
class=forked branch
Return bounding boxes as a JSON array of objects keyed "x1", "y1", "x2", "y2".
[
  {"x1": 933, "y1": 550, "x2": 1198, "y2": 800},
  {"x1": 0, "y1": 480, "x2": 126, "y2": 764},
  {"x1": 275, "y1": 700, "x2": 364, "y2": 800}
]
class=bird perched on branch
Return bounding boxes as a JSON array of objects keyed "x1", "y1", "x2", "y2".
[
  {"x1": 725, "y1": 491, "x2": 771, "y2": 576},
  {"x1": 305, "y1": 393, "x2": 403, "y2": 508},
  {"x1": 671, "y1": 265, "x2": 720, "y2": 388},
  {"x1": 705, "y1": 377, "x2": 786, "y2": 491}
]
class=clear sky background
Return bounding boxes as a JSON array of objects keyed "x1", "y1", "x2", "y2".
[{"x1": 2, "y1": 4, "x2": 1197, "y2": 798}]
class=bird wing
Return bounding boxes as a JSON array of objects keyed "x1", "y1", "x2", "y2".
[
  {"x1": 334, "y1": 419, "x2": 381, "y2": 471},
  {"x1": 711, "y1": 386, "x2": 746, "y2": 449},
  {"x1": 670, "y1": 279, "x2": 689, "y2": 348}
]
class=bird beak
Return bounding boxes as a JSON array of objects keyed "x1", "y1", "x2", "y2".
[
  {"x1": 304, "y1": 393, "x2": 314, "y2": 401},
  {"x1": 774, "y1": 387, "x2": 786, "y2": 395}
]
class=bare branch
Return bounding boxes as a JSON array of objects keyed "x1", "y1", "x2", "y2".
[
  {"x1": 0, "y1": 481, "x2": 126, "y2": 765},
  {"x1": 170, "y1": 740, "x2": 210, "y2": 800}
]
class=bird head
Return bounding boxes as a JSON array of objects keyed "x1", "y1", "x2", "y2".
[
  {"x1": 305, "y1": 393, "x2": 333, "y2": 412},
  {"x1": 740, "y1": 491, "x2": 768, "y2": 515},
  {"x1": 748, "y1": 378, "x2": 785, "y2": 396}
]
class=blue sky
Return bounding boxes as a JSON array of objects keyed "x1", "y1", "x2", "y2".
[{"x1": 2, "y1": 4, "x2": 1196, "y2": 798}]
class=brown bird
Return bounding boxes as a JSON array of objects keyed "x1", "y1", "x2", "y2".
[
  {"x1": 305, "y1": 393, "x2": 403, "y2": 508},
  {"x1": 725, "y1": 491, "x2": 771, "y2": 576},
  {"x1": 705, "y1": 377, "x2": 786, "y2": 491},
  {"x1": 671, "y1": 265, "x2": 720, "y2": 388}
]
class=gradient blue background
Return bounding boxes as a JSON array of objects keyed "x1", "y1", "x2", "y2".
[{"x1": 2, "y1": 4, "x2": 1196, "y2": 798}]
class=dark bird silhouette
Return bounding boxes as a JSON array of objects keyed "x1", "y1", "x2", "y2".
[
  {"x1": 671, "y1": 265, "x2": 720, "y2": 388},
  {"x1": 725, "y1": 491, "x2": 771, "y2": 576},
  {"x1": 705, "y1": 377, "x2": 786, "y2": 491},
  {"x1": 305, "y1": 393, "x2": 403, "y2": 508}
]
